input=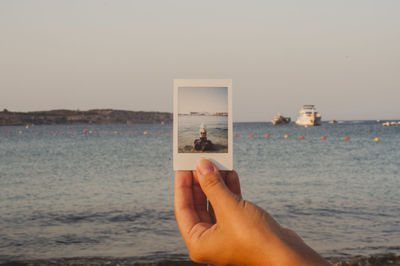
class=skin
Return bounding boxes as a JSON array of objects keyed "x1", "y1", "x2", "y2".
[{"x1": 175, "y1": 158, "x2": 331, "y2": 266}]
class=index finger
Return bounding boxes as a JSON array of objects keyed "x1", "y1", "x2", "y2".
[{"x1": 174, "y1": 171, "x2": 200, "y2": 242}]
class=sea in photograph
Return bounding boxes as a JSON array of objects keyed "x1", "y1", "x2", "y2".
[
  {"x1": 178, "y1": 114, "x2": 228, "y2": 153},
  {"x1": 0, "y1": 121, "x2": 399, "y2": 264}
]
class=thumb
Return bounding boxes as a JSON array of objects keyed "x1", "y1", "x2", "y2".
[{"x1": 196, "y1": 158, "x2": 239, "y2": 217}]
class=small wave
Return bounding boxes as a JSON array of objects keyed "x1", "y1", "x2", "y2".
[
  {"x1": 13, "y1": 209, "x2": 175, "y2": 228},
  {"x1": 54, "y1": 213, "x2": 105, "y2": 224},
  {"x1": 54, "y1": 234, "x2": 100, "y2": 245},
  {"x1": 0, "y1": 251, "x2": 192, "y2": 265},
  {"x1": 108, "y1": 209, "x2": 174, "y2": 223}
]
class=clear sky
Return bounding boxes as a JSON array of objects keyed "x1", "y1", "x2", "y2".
[
  {"x1": 178, "y1": 87, "x2": 228, "y2": 114},
  {"x1": 1, "y1": 0, "x2": 399, "y2": 121}
]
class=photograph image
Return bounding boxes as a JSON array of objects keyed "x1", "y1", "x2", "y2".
[{"x1": 178, "y1": 87, "x2": 228, "y2": 153}]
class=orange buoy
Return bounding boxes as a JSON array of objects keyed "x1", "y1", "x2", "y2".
[
  {"x1": 299, "y1": 136, "x2": 305, "y2": 140},
  {"x1": 51, "y1": 130, "x2": 56, "y2": 134},
  {"x1": 234, "y1": 133, "x2": 239, "y2": 138},
  {"x1": 265, "y1": 134, "x2": 270, "y2": 139},
  {"x1": 321, "y1": 136, "x2": 326, "y2": 140},
  {"x1": 249, "y1": 134, "x2": 254, "y2": 139},
  {"x1": 83, "y1": 129, "x2": 88, "y2": 134},
  {"x1": 344, "y1": 137, "x2": 350, "y2": 141},
  {"x1": 284, "y1": 134, "x2": 288, "y2": 139},
  {"x1": 374, "y1": 137, "x2": 380, "y2": 142},
  {"x1": 166, "y1": 132, "x2": 171, "y2": 136}
]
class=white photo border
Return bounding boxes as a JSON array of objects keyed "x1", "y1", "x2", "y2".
[{"x1": 173, "y1": 79, "x2": 233, "y2": 170}]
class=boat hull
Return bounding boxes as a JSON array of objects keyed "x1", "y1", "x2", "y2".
[{"x1": 295, "y1": 116, "x2": 321, "y2": 126}]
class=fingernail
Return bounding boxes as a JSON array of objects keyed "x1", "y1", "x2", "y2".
[{"x1": 197, "y1": 158, "x2": 214, "y2": 175}]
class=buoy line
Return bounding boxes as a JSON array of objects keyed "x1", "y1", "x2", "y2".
[{"x1": 0, "y1": 130, "x2": 383, "y2": 142}]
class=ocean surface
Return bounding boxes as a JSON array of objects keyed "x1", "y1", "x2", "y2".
[
  {"x1": 178, "y1": 114, "x2": 228, "y2": 153},
  {"x1": 0, "y1": 121, "x2": 399, "y2": 264}
]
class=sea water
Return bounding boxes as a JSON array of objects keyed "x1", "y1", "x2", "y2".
[
  {"x1": 0, "y1": 121, "x2": 399, "y2": 263},
  {"x1": 178, "y1": 114, "x2": 228, "y2": 153}
]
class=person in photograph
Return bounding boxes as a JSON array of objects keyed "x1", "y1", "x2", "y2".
[{"x1": 193, "y1": 124, "x2": 213, "y2": 152}]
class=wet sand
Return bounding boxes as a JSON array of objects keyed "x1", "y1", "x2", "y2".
[
  {"x1": 327, "y1": 253, "x2": 400, "y2": 265},
  {"x1": 2, "y1": 253, "x2": 399, "y2": 266}
]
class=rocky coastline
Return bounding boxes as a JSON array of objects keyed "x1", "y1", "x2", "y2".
[{"x1": 0, "y1": 109, "x2": 172, "y2": 126}]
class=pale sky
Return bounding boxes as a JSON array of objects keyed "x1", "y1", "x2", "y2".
[
  {"x1": 178, "y1": 87, "x2": 228, "y2": 114},
  {"x1": 1, "y1": 0, "x2": 399, "y2": 121}
]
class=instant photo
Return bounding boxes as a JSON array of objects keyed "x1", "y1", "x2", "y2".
[{"x1": 173, "y1": 79, "x2": 233, "y2": 170}]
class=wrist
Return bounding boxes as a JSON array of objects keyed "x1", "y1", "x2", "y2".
[{"x1": 251, "y1": 234, "x2": 329, "y2": 266}]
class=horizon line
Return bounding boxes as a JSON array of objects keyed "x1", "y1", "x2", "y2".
[{"x1": 1, "y1": 108, "x2": 398, "y2": 122}]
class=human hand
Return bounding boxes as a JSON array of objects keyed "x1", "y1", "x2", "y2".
[{"x1": 174, "y1": 158, "x2": 330, "y2": 266}]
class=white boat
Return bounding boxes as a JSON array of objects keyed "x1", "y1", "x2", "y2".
[
  {"x1": 295, "y1": 105, "x2": 322, "y2": 126},
  {"x1": 271, "y1": 113, "x2": 291, "y2": 125}
]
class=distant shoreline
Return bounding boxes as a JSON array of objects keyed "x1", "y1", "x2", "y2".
[
  {"x1": 0, "y1": 109, "x2": 397, "y2": 126},
  {"x1": 0, "y1": 109, "x2": 172, "y2": 126}
]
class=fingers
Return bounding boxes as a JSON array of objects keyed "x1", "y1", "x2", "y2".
[
  {"x1": 174, "y1": 171, "x2": 201, "y2": 242},
  {"x1": 196, "y1": 159, "x2": 240, "y2": 218},
  {"x1": 192, "y1": 171, "x2": 213, "y2": 224},
  {"x1": 193, "y1": 170, "x2": 240, "y2": 224},
  {"x1": 221, "y1": 170, "x2": 242, "y2": 200}
]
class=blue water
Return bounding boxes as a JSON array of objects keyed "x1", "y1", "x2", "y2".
[
  {"x1": 0, "y1": 121, "x2": 399, "y2": 263},
  {"x1": 178, "y1": 114, "x2": 228, "y2": 153}
]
